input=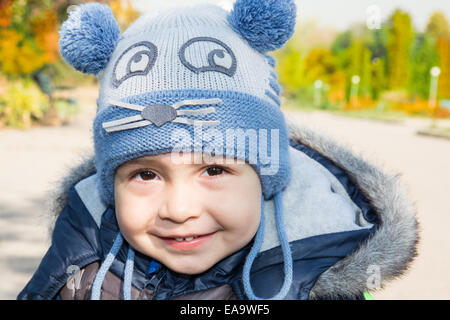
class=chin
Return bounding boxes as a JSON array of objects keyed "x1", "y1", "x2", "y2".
[{"x1": 167, "y1": 256, "x2": 219, "y2": 275}]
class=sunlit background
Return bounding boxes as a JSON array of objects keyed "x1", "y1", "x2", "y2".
[
  {"x1": 1, "y1": 0, "x2": 450, "y2": 128},
  {"x1": 0, "y1": 0, "x2": 449, "y2": 300}
]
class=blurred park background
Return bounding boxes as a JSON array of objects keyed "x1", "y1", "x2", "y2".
[{"x1": 0, "y1": 0, "x2": 449, "y2": 299}]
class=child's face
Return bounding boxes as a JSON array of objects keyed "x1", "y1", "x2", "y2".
[{"x1": 114, "y1": 152, "x2": 262, "y2": 274}]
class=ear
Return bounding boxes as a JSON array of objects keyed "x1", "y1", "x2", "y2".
[
  {"x1": 59, "y1": 3, "x2": 120, "y2": 76},
  {"x1": 227, "y1": 0, "x2": 297, "y2": 53}
]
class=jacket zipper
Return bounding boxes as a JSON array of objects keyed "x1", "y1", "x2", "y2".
[{"x1": 141, "y1": 267, "x2": 167, "y2": 300}]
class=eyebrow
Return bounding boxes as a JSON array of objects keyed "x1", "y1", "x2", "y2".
[
  {"x1": 124, "y1": 156, "x2": 164, "y2": 167},
  {"x1": 122, "y1": 154, "x2": 247, "y2": 169}
]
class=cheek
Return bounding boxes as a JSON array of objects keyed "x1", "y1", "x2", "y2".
[
  {"x1": 210, "y1": 175, "x2": 261, "y2": 236},
  {"x1": 115, "y1": 186, "x2": 155, "y2": 235}
]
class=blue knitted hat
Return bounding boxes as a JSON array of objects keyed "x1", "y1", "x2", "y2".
[{"x1": 60, "y1": 0, "x2": 297, "y2": 300}]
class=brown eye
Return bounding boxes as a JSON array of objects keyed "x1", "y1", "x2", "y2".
[
  {"x1": 135, "y1": 170, "x2": 158, "y2": 181},
  {"x1": 202, "y1": 166, "x2": 226, "y2": 177}
]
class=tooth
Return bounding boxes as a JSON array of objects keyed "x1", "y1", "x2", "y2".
[
  {"x1": 175, "y1": 238, "x2": 184, "y2": 242},
  {"x1": 185, "y1": 237, "x2": 194, "y2": 241}
]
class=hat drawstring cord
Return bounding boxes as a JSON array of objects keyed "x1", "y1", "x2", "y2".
[
  {"x1": 91, "y1": 232, "x2": 135, "y2": 300},
  {"x1": 242, "y1": 192, "x2": 293, "y2": 300}
]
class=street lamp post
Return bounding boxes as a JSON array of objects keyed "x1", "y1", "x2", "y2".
[
  {"x1": 351, "y1": 75, "x2": 360, "y2": 107},
  {"x1": 429, "y1": 66, "x2": 441, "y2": 126},
  {"x1": 314, "y1": 80, "x2": 323, "y2": 108},
  {"x1": 429, "y1": 66, "x2": 441, "y2": 108}
]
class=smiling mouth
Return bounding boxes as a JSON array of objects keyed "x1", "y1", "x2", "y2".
[
  {"x1": 174, "y1": 236, "x2": 197, "y2": 242},
  {"x1": 158, "y1": 232, "x2": 217, "y2": 250},
  {"x1": 160, "y1": 232, "x2": 216, "y2": 242}
]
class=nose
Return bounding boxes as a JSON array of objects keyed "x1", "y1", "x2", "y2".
[{"x1": 158, "y1": 181, "x2": 202, "y2": 224}]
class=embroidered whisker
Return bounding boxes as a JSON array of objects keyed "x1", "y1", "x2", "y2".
[
  {"x1": 102, "y1": 98, "x2": 221, "y2": 132},
  {"x1": 172, "y1": 118, "x2": 220, "y2": 126},
  {"x1": 105, "y1": 99, "x2": 145, "y2": 112},
  {"x1": 104, "y1": 120, "x2": 152, "y2": 133},
  {"x1": 176, "y1": 107, "x2": 216, "y2": 116},
  {"x1": 102, "y1": 115, "x2": 144, "y2": 129},
  {"x1": 172, "y1": 98, "x2": 222, "y2": 109}
]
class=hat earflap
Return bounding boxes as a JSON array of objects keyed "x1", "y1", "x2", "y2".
[
  {"x1": 227, "y1": 0, "x2": 297, "y2": 53},
  {"x1": 59, "y1": 3, "x2": 120, "y2": 76}
]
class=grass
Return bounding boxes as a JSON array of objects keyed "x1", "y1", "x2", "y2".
[
  {"x1": 328, "y1": 109, "x2": 409, "y2": 123},
  {"x1": 281, "y1": 99, "x2": 438, "y2": 124},
  {"x1": 416, "y1": 126, "x2": 450, "y2": 140},
  {"x1": 281, "y1": 99, "x2": 321, "y2": 113},
  {"x1": 283, "y1": 98, "x2": 450, "y2": 140}
]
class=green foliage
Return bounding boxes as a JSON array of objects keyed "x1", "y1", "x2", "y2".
[
  {"x1": 54, "y1": 98, "x2": 80, "y2": 124},
  {"x1": 426, "y1": 11, "x2": 450, "y2": 99},
  {"x1": 303, "y1": 47, "x2": 337, "y2": 84},
  {"x1": 329, "y1": 26, "x2": 390, "y2": 102},
  {"x1": 277, "y1": 7, "x2": 450, "y2": 115},
  {"x1": 331, "y1": 31, "x2": 352, "y2": 55},
  {"x1": 386, "y1": 9, "x2": 414, "y2": 89},
  {"x1": 360, "y1": 47, "x2": 372, "y2": 97},
  {"x1": 0, "y1": 0, "x2": 105, "y2": 129},
  {"x1": 436, "y1": 35, "x2": 450, "y2": 99},
  {"x1": 371, "y1": 58, "x2": 387, "y2": 100},
  {"x1": 367, "y1": 27, "x2": 389, "y2": 61},
  {"x1": 275, "y1": 41, "x2": 305, "y2": 98},
  {"x1": 409, "y1": 34, "x2": 439, "y2": 99},
  {"x1": 426, "y1": 12, "x2": 450, "y2": 38},
  {"x1": 0, "y1": 78, "x2": 48, "y2": 128},
  {"x1": 52, "y1": 57, "x2": 97, "y2": 89}
]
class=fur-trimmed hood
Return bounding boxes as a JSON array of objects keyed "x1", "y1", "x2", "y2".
[
  {"x1": 42, "y1": 120, "x2": 419, "y2": 299},
  {"x1": 286, "y1": 120, "x2": 419, "y2": 298}
]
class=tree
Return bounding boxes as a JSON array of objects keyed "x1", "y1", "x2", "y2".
[
  {"x1": 331, "y1": 25, "x2": 388, "y2": 102},
  {"x1": 109, "y1": 0, "x2": 140, "y2": 31},
  {"x1": 426, "y1": 12, "x2": 450, "y2": 99},
  {"x1": 303, "y1": 47, "x2": 337, "y2": 84},
  {"x1": 0, "y1": 1, "x2": 59, "y2": 76},
  {"x1": 335, "y1": 39, "x2": 374, "y2": 102},
  {"x1": 371, "y1": 57, "x2": 387, "y2": 101},
  {"x1": 436, "y1": 35, "x2": 450, "y2": 98},
  {"x1": 366, "y1": 28, "x2": 388, "y2": 100},
  {"x1": 386, "y1": 9, "x2": 414, "y2": 90},
  {"x1": 367, "y1": 27, "x2": 388, "y2": 61},
  {"x1": 0, "y1": 0, "x2": 13, "y2": 28},
  {"x1": 276, "y1": 42, "x2": 304, "y2": 97},
  {"x1": 426, "y1": 11, "x2": 450, "y2": 39},
  {"x1": 331, "y1": 31, "x2": 352, "y2": 56},
  {"x1": 0, "y1": 0, "x2": 137, "y2": 127},
  {"x1": 408, "y1": 34, "x2": 438, "y2": 99}
]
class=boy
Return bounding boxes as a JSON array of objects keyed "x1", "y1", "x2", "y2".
[{"x1": 18, "y1": 0, "x2": 419, "y2": 300}]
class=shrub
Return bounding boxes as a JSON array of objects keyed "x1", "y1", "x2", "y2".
[{"x1": 0, "y1": 78, "x2": 49, "y2": 129}]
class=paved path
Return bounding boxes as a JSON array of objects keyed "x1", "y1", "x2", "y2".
[
  {"x1": 0, "y1": 86, "x2": 96, "y2": 299},
  {"x1": 0, "y1": 86, "x2": 449, "y2": 299}
]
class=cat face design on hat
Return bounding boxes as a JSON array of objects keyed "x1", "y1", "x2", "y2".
[
  {"x1": 59, "y1": 0, "x2": 296, "y2": 205},
  {"x1": 59, "y1": 0, "x2": 296, "y2": 109}
]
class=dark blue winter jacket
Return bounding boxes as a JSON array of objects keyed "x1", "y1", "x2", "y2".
[{"x1": 17, "y1": 124, "x2": 418, "y2": 300}]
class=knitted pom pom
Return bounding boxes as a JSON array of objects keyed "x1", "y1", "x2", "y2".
[
  {"x1": 227, "y1": 0, "x2": 296, "y2": 53},
  {"x1": 59, "y1": 3, "x2": 120, "y2": 76}
]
